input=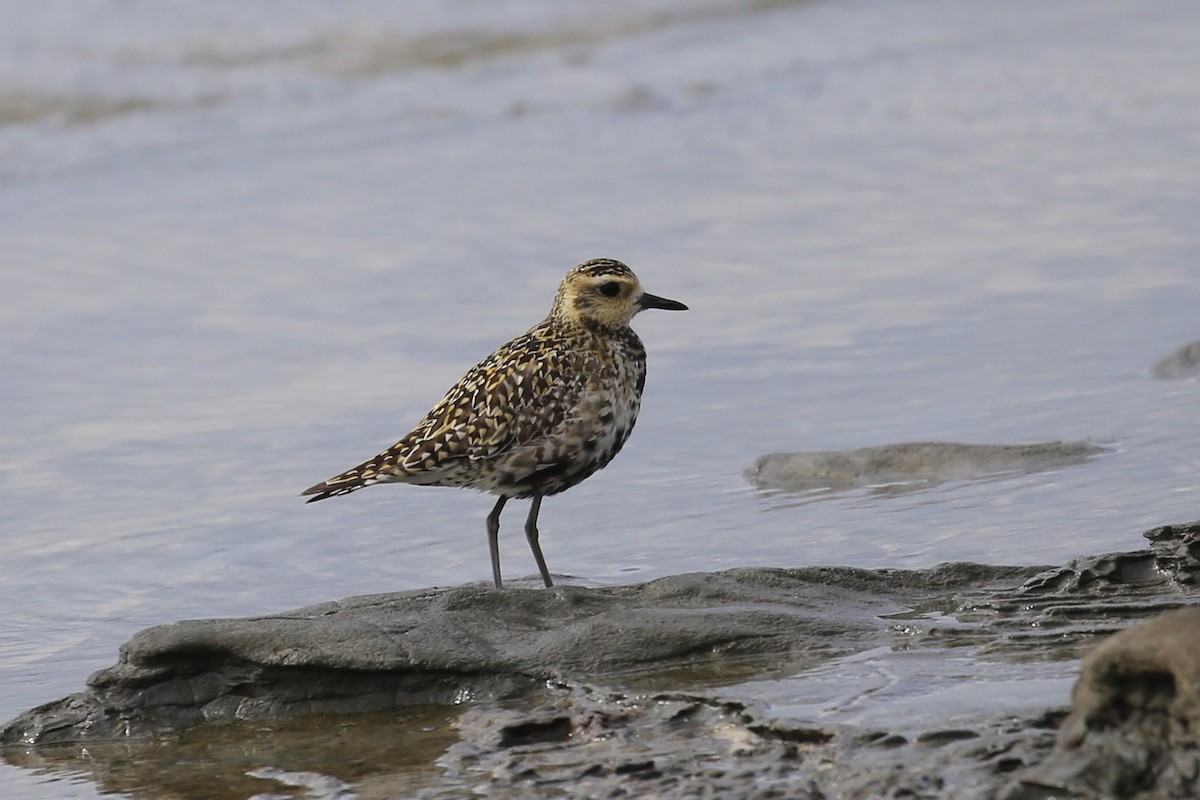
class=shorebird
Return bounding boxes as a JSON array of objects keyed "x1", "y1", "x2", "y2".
[{"x1": 302, "y1": 258, "x2": 687, "y2": 588}]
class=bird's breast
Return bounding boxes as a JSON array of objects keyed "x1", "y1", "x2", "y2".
[{"x1": 575, "y1": 344, "x2": 646, "y2": 457}]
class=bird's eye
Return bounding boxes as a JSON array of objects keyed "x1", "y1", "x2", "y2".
[{"x1": 599, "y1": 282, "x2": 621, "y2": 297}]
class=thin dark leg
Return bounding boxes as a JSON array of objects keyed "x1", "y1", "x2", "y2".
[
  {"x1": 486, "y1": 496, "x2": 507, "y2": 589},
  {"x1": 524, "y1": 495, "x2": 553, "y2": 588}
]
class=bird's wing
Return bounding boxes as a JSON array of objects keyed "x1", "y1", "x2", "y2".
[
  {"x1": 387, "y1": 330, "x2": 596, "y2": 472},
  {"x1": 301, "y1": 329, "x2": 598, "y2": 499}
]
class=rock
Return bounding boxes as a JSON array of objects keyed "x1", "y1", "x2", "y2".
[
  {"x1": 745, "y1": 441, "x2": 1107, "y2": 495},
  {"x1": 1, "y1": 564, "x2": 1035, "y2": 745},
  {"x1": 1150, "y1": 340, "x2": 1200, "y2": 379},
  {"x1": 434, "y1": 686, "x2": 832, "y2": 800},
  {"x1": 1062, "y1": 606, "x2": 1200, "y2": 747},
  {"x1": 434, "y1": 684, "x2": 1067, "y2": 800},
  {"x1": 5, "y1": 522, "x2": 1200, "y2": 800},
  {"x1": 1003, "y1": 606, "x2": 1200, "y2": 799},
  {"x1": 1016, "y1": 520, "x2": 1200, "y2": 596}
]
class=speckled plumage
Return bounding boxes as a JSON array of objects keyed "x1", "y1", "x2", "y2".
[{"x1": 302, "y1": 258, "x2": 687, "y2": 588}]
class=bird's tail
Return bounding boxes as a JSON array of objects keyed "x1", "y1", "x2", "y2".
[{"x1": 301, "y1": 458, "x2": 389, "y2": 503}]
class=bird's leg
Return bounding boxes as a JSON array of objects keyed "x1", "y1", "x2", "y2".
[
  {"x1": 486, "y1": 496, "x2": 507, "y2": 589},
  {"x1": 524, "y1": 495, "x2": 553, "y2": 588}
]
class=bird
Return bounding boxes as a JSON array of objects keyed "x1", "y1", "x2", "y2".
[{"x1": 301, "y1": 258, "x2": 688, "y2": 589}]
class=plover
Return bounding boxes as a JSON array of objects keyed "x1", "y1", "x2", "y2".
[{"x1": 302, "y1": 258, "x2": 687, "y2": 588}]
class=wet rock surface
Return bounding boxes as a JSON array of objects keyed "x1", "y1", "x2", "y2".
[
  {"x1": 1150, "y1": 339, "x2": 1200, "y2": 379},
  {"x1": 1, "y1": 563, "x2": 1037, "y2": 746},
  {"x1": 423, "y1": 522, "x2": 1200, "y2": 800},
  {"x1": 744, "y1": 441, "x2": 1107, "y2": 495},
  {"x1": 425, "y1": 683, "x2": 1067, "y2": 800},
  {"x1": 430, "y1": 686, "x2": 837, "y2": 800},
  {"x1": 3, "y1": 521, "x2": 1199, "y2": 800}
]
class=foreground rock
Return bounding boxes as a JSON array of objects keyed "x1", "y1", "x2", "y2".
[
  {"x1": 745, "y1": 441, "x2": 1107, "y2": 494},
  {"x1": 3, "y1": 521, "x2": 1199, "y2": 800},
  {"x1": 1006, "y1": 606, "x2": 1200, "y2": 799}
]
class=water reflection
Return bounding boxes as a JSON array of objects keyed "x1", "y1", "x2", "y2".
[{"x1": 4, "y1": 708, "x2": 458, "y2": 800}]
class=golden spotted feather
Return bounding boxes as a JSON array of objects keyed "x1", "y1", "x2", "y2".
[{"x1": 304, "y1": 323, "x2": 646, "y2": 500}]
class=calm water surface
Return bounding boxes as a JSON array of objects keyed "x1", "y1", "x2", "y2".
[{"x1": 3, "y1": 0, "x2": 1199, "y2": 796}]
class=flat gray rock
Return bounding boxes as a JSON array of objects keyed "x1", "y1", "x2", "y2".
[
  {"x1": 745, "y1": 441, "x2": 1107, "y2": 494},
  {"x1": 1, "y1": 563, "x2": 1034, "y2": 746}
]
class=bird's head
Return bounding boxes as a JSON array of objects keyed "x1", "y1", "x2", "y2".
[{"x1": 550, "y1": 258, "x2": 687, "y2": 330}]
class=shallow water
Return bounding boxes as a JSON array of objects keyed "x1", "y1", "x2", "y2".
[
  {"x1": 5, "y1": 708, "x2": 460, "y2": 799},
  {"x1": 3, "y1": 0, "x2": 1200, "y2": 796}
]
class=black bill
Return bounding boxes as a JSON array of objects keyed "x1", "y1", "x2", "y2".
[{"x1": 638, "y1": 292, "x2": 689, "y2": 311}]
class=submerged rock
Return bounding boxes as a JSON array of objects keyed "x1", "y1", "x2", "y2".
[
  {"x1": 1150, "y1": 339, "x2": 1200, "y2": 379},
  {"x1": 745, "y1": 441, "x2": 1107, "y2": 495}
]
